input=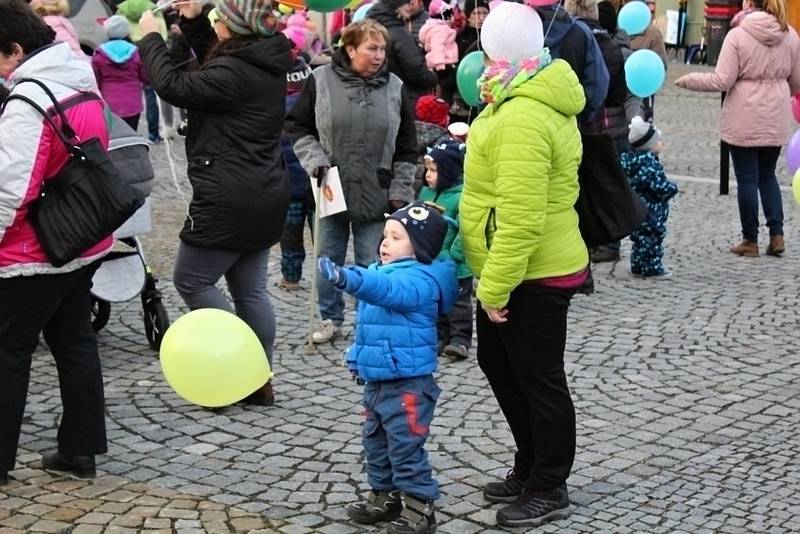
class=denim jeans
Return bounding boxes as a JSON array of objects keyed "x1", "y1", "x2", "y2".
[
  {"x1": 0, "y1": 264, "x2": 107, "y2": 473},
  {"x1": 144, "y1": 84, "x2": 160, "y2": 140},
  {"x1": 280, "y1": 198, "x2": 314, "y2": 283},
  {"x1": 362, "y1": 375, "x2": 441, "y2": 501},
  {"x1": 173, "y1": 243, "x2": 276, "y2": 363},
  {"x1": 317, "y1": 213, "x2": 384, "y2": 325},
  {"x1": 729, "y1": 145, "x2": 783, "y2": 242},
  {"x1": 477, "y1": 283, "x2": 577, "y2": 490}
]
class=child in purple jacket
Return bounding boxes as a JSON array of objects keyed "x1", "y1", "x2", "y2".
[{"x1": 92, "y1": 15, "x2": 148, "y2": 130}]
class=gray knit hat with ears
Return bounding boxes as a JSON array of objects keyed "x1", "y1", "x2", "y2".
[{"x1": 103, "y1": 15, "x2": 131, "y2": 40}]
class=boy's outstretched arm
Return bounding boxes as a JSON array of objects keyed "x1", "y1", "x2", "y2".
[{"x1": 317, "y1": 257, "x2": 438, "y2": 312}]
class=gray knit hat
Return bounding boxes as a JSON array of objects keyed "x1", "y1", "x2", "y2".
[
  {"x1": 628, "y1": 116, "x2": 662, "y2": 152},
  {"x1": 215, "y1": 0, "x2": 277, "y2": 36},
  {"x1": 103, "y1": 15, "x2": 131, "y2": 40}
]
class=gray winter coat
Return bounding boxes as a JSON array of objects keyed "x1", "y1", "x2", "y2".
[{"x1": 285, "y1": 51, "x2": 418, "y2": 223}]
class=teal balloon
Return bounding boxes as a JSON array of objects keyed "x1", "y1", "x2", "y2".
[
  {"x1": 352, "y1": 2, "x2": 373, "y2": 21},
  {"x1": 306, "y1": 0, "x2": 350, "y2": 12},
  {"x1": 624, "y1": 49, "x2": 665, "y2": 98},
  {"x1": 457, "y1": 51, "x2": 485, "y2": 107},
  {"x1": 618, "y1": 1, "x2": 651, "y2": 36}
]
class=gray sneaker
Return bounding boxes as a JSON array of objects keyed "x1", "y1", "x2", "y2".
[
  {"x1": 442, "y1": 343, "x2": 468, "y2": 360},
  {"x1": 496, "y1": 483, "x2": 571, "y2": 527},
  {"x1": 311, "y1": 319, "x2": 340, "y2": 344},
  {"x1": 346, "y1": 490, "x2": 402, "y2": 524},
  {"x1": 386, "y1": 494, "x2": 436, "y2": 534}
]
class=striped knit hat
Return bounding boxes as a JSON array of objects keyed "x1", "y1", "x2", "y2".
[{"x1": 215, "y1": 0, "x2": 277, "y2": 36}]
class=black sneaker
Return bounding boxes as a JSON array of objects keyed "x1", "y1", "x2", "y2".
[
  {"x1": 346, "y1": 489, "x2": 402, "y2": 524},
  {"x1": 387, "y1": 494, "x2": 436, "y2": 534},
  {"x1": 41, "y1": 451, "x2": 96, "y2": 479},
  {"x1": 483, "y1": 468, "x2": 526, "y2": 503},
  {"x1": 496, "y1": 483, "x2": 571, "y2": 527}
]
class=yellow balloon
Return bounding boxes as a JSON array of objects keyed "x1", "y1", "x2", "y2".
[
  {"x1": 159, "y1": 309, "x2": 271, "y2": 407},
  {"x1": 278, "y1": 3, "x2": 293, "y2": 14},
  {"x1": 346, "y1": 0, "x2": 362, "y2": 9},
  {"x1": 794, "y1": 168, "x2": 800, "y2": 206}
]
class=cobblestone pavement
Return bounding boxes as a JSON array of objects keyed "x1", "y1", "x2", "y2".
[{"x1": 3, "y1": 63, "x2": 800, "y2": 533}]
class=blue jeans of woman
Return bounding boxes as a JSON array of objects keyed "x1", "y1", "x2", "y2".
[
  {"x1": 728, "y1": 145, "x2": 783, "y2": 242},
  {"x1": 316, "y1": 213, "x2": 384, "y2": 326},
  {"x1": 173, "y1": 243, "x2": 276, "y2": 363}
]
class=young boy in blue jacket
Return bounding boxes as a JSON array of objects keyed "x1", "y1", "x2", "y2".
[{"x1": 317, "y1": 202, "x2": 458, "y2": 534}]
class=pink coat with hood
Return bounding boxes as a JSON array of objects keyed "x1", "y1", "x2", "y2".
[
  {"x1": 43, "y1": 15, "x2": 86, "y2": 58},
  {"x1": 0, "y1": 43, "x2": 112, "y2": 278},
  {"x1": 676, "y1": 11, "x2": 800, "y2": 147},
  {"x1": 419, "y1": 19, "x2": 458, "y2": 71}
]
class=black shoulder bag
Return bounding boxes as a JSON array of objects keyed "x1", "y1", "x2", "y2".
[
  {"x1": 575, "y1": 132, "x2": 649, "y2": 248},
  {"x1": 4, "y1": 79, "x2": 145, "y2": 267}
]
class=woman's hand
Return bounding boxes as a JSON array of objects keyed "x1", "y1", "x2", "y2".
[
  {"x1": 139, "y1": 11, "x2": 160, "y2": 36},
  {"x1": 178, "y1": 0, "x2": 204, "y2": 20},
  {"x1": 482, "y1": 303, "x2": 509, "y2": 324}
]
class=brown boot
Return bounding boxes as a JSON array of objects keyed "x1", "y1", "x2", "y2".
[
  {"x1": 730, "y1": 240, "x2": 759, "y2": 257},
  {"x1": 242, "y1": 382, "x2": 274, "y2": 406},
  {"x1": 767, "y1": 234, "x2": 785, "y2": 256}
]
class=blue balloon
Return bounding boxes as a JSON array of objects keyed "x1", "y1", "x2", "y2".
[
  {"x1": 624, "y1": 49, "x2": 665, "y2": 98},
  {"x1": 352, "y1": 2, "x2": 374, "y2": 22},
  {"x1": 618, "y1": 1, "x2": 651, "y2": 36}
]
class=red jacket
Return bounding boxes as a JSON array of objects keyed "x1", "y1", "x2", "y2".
[{"x1": 0, "y1": 43, "x2": 112, "y2": 278}]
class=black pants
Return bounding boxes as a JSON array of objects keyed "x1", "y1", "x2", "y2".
[
  {"x1": 0, "y1": 264, "x2": 107, "y2": 473},
  {"x1": 477, "y1": 283, "x2": 576, "y2": 490},
  {"x1": 438, "y1": 277, "x2": 474, "y2": 348}
]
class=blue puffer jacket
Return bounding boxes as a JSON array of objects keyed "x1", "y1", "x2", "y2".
[{"x1": 343, "y1": 259, "x2": 458, "y2": 382}]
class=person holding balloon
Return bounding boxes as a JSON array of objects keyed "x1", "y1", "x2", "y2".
[
  {"x1": 286, "y1": 20, "x2": 418, "y2": 344},
  {"x1": 675, "y1": 0, "x2": 800, "y2": 257},
  {"x1": 317, "y1": 202, "x2": 457, "y2": 534},
  {"x1": 459, "y1": 2, "x2": 588, "y2": 527},
  {"x1": 137, "y1": 0, "x2": 293, "y2": 405}
]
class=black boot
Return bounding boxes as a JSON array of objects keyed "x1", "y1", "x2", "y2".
[
  {"x1": 0, "y1": 471, "x2": 8, "y2": 486},
  {"x1": 386, "y1": 493, "x2": 436, "y2": 534},
  {"x1": 242, "y1": 382, "x2": 274, "y2": 407},
  {"x1": 41, "y1": 451, "x2": 96, "y2": 479},
  {"x1": 346, "y1": 489, "x2": 402, "y2": 524},
  {"x1": 483, "y1": 468, "x2": 526, "y2": 503},
  {"x1": 496, "y1": 483, "x2": 571, "y2": 527}
]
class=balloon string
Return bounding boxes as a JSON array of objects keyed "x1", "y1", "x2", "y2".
[{"x1": 158, "y1": 98, "x2": 194, "y2": 230}]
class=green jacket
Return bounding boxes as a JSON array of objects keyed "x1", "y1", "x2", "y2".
[
  {"x1": 460, "y1": 59, "x2": 589, "y2": 309},
  {"x1": 116, "y1": 0, "x2": 168, "y2": 41},
  {"x1": 418, "y1": 183, "x2": 472, "y2": 279}
]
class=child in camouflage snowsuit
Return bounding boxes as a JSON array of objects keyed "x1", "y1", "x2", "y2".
[{"x1": 621, "y1": 117, "x2": 678, "y2": 278}]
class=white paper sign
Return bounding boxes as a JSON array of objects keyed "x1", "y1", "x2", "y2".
[
  {"x1": 665, "y1": 10, "x2": 679, "y2": 45},
  {"x1": 310, "y1": 166, "x2": 347, "y2": 218}
]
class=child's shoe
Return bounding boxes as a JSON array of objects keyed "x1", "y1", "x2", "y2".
[
  {"x1": 346, "y1": 489, "x2": 402, "y2": 524},
  {"x1": 442, "y1": 343, "x2": 468, "y2": 360},
  {"x1": 633, "y1": 270, "x2": 672, "y2": 280},
  {"x1": 276, "y1": 278, "x2": 300, "y2": 290},
  {"x1": 386, "y1": 494, "x2": 436, "y2": 534},
  {"x1": 496, "y1": 483, "x2": 571, "y2": 527}
]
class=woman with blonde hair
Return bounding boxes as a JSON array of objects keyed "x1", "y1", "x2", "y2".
[
  {"x1": 29, "y1": 0, "x2": 84, "y2": 56},
  {"x1": 676, "y1": 0, "x2": 800, "y2": 257}
]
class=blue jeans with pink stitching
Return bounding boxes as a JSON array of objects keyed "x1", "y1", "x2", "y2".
[{"x1": 361, "y1": 375, "x2": 441, "y2": 501}]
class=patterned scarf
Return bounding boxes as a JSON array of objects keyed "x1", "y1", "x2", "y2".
[{"x1": 477, "y1": 48, "x2": 552, "y2": 106}]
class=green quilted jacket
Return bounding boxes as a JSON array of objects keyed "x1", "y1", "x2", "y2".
[
  {"x1": 418, "y1": 183, "x2": 473, "y2": 279},
  {"x1": 460, "y1": 59, "x2": 589, "y2": 309}
]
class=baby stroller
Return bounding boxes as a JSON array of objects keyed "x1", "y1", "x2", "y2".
[{"x1": 89, "y1": 114, "x2": 170, "y2": 351}]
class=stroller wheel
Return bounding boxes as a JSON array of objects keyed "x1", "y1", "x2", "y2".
[
  {"x1": 90, "y1": 296, "x2": 111, "y2": 332},
  {"x1": 144, "y1": 300, "x2": 170, "y2": 352}
]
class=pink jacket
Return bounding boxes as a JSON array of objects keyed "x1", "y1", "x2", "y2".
[
  {"x1": 0, "y1": 43, "x2": 112, "y2": 278},
  {"x1": 43, "y1": 15, "x2": 86, "y2": 59},
  {"x1": 676, "y1": 11, "x2": 800, "y2": 147},
  {"x1": 419, "y1": 19, "x2": 458, "y2": 71}
]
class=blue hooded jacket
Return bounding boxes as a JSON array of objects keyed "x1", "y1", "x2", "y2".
[
  {"x1": 343, "y1": 259, "x2": 458, "y2": 382},
  {"x1": 537, "y1": 5, "x2": 609, "y2": 122}
]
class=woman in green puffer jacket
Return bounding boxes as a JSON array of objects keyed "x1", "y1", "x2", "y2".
[{"x1": 459, "y1": 2, "x2": 589, "y2": 528}]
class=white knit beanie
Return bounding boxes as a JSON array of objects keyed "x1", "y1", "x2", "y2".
[
  {"x1": 628, "y1": 116, "x2": 662, "y2": 152},
  {"x1": 480, "y1": 2, "x2": 544, "y2": 63}
]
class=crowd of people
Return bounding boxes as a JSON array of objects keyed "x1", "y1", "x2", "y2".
[{"x1": 2, "y1": 0, "x2": 800, "y2": 531}]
